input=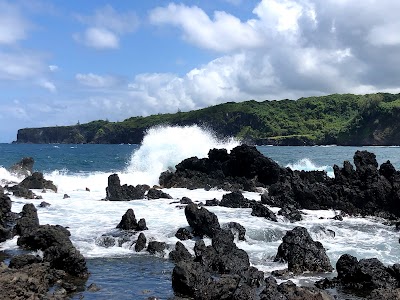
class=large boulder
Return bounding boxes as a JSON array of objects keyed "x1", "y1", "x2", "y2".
[
  {"x1": 106, "y1": 174, "x2": 149, "y2": 200},
  {"x1": 260, "y1": 276, "x2": 334, "y2": 300},
  {"x1": 274, "y1": 226, "x2": 333, "y2": 274},
  {"x1": 184, "y1": 203, "x2": 220, "y2": 238},
  {"x1": 0, "y1": 190, "x2": 13, "y2": 242},
  {"x1": 116, "y1": 208, "x2": 147, "y2": 231},
  {"x1": 146, "y1": 188, "x2": 172, "y2": 200},
  {"x1": 18, "y1": 172, "x2": 57, "y2": 192},
  {"x1": 172, "y1": 229, "x2": 263, "y2": 300},
  {"x1": 15, "y1": 203, "x2": 40, "y2": 236},
  {"x1": 160, "y1": 145, "x2": 286, "y2": 191},
  {"x1": 17, "y1": 224, "x2": 88, "y2": 278},
  {"x1": 220, "y1": 191, "x2": 252, "y2": 208}
]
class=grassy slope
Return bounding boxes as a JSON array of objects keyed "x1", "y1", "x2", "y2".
[{"x1": 16, "y1": 93, "x2": 400, "y2": 145}]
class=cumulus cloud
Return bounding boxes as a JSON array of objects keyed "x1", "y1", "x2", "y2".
[
  {"x1": 49, "y1": 65, "x2": 59, "y2": 72},
  {"x1": 149, "y1": 3, "x2": 263, "y2": 52},
  {"x1": 74, "y1": 5, "x2": 139, "y2": 49},
  {"x1": 0, "y1": 50, "x2": 46, "y2": 80},
  {"x1": 135, "y1": 0, "x2": 400, "y2": 114}
]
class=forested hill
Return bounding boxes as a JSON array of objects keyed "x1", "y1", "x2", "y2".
[{"x1": 15, "y1": 93, "x2": 400, "y2": 145}]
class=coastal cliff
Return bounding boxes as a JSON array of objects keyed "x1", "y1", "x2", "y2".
[{"x1": 15, "y1": 93, "x2": 400, "y2": 145}]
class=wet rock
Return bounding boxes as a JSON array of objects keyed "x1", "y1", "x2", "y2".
[
  {"x1": 274, "y1": 226, "x2": 333, "y2": 274},
  {"x1": 146, "y1": 188, "x2": 172, "y2": 199},
  {"x1": 18, "y1": 172, "x2": 57, "y2": 192},
  {"x1": 175, "y1": 227, "x2": 193, "y2": 241},
  {"x1": 116, "y1": 208, "x2": 147, "y2": 231},
  {"x1": 251, "y1": 202, "x2": 278, "y2": 222},
  {"x1": 184, "y1": 203, "x2": 220, "y2": 238},
  {"x1": 10, "y1": 185, "x2": 35, "y2": 199},
  {"x1": 205, "y1": 198, "x2": 219, "y2": 206},
  {"x1": 15, "y1": 203, "x2": 40, "y2": 237},
  {"x1": 180, "y1": 197, "x2": 193, "y2": 204},
  {"x1": 147, "y1": 241, "x2": 167, "y2": 256},
  {"x1": 367, "y1": 288, "x2": 400, "y2": 300},
  {"x1": 38, "y1": 201, "x2": 51, "y2": 208},
  {"x1": 0, "y1": 262, "x2": 66, "y2": 300},
  {"x1": 0, "y1": 191, "x2": 13, "y2": 242},
  {"x1": 278, "y1": 204, "x2": 302, "y2": 222},
  {"x1": 106, "y1": 173, "x2": 149, "y2": 200},
  {"x1": 87, "y1": 283, "x2": 101, "y2": 292},
  {"x1": 134, "y1": 232, "x2": 147, "y2": 252},
  {"x1": 9, "y1": 254, "x2": 42, "y2": 269},
  {"x1": 169, "y1": 241, "x2": 192, "y2": 263},
  {"x1": 160, "y1": 145, "x2": 285, "y2": 191},
  {"x1": 17, "y1": 224, "x2": 88, "y2": 278},
  {"x1": 226, "y1": 221, "x2": 246, "y2": 241},
  {"x1": 9, "y1": 157, "x2": 34, "y2": 177},
  {"x1": 63, "y1": 193, "x2": 70, "y2": 199},
  {"x1": 220, "y1": 191, "x2": 252, "y2": 208},
  {"x1": 171, "y1": 229, "x2": 263, "y2": 300},
  {"x1": 260, "y1": 277, "x2": 334, "y2": 300},
  {"x1": 137, "y1": 218, "x2": 148, "y2": 231},
  {"x1": 95, "y1": 236, "x2": 116, "y2": 248}
]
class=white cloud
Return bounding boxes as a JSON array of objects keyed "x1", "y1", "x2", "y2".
[
  {"x1": 0, "y1": 51, "x2": 45, "y2": 80},
  {"x1": 149, "y1": 3, "x2": 263, "y2": 52},
  {"x1": 74, "y1": 27, "x2": 119, "y2": 49},
  {"x1": 38, "y1": 79, "x2": 56, "y2": 93},
  {"x1": 76, "y1": 73, "x2": 120, "y2": 88},
  {"x1": 0, "y1": 1, "x2": 31, "y2": 45},
  {"x1": 74, "y1": 5, "x2": 138, "y2": 49}
]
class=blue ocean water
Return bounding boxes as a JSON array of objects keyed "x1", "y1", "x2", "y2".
[{"x1": 1, "y1": 126, "x2": 400, "y2": 300}]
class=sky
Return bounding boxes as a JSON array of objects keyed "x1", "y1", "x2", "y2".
[{"x1": 1, "y1": 0, "x2": 400, "y2": 142}]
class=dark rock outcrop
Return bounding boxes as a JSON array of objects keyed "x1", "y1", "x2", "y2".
[
  {"x1": 251, "y1": 202, "x2": 278, "y2": 222},
  {"x1": 226, "y1": 222, "x2": 246, "y2": 241},
  {"x1": 220, "y1": 191, "x2": 252, "y2": 208},
  {"x1": 106, "y1": 174, "x2": 149, "y2": 200},
  {"x1": 172, "y1": 229, "x2": 263, "y2": 300},
  {"x1": 175, "y1": 227, "x2": 193, "y2": 241},
  {"x1": 17, "y1": 224, "x2": 88, "y2": 278},
  {"x1": 0, "y1": 188, "x2": 13, "y2": 242},
  {"x1": 18, "y1": 172, "x2": 57, "y2": 192},
  {"x1": 0, "y1": 262, "x2": 67, "y2": 300},
  {"x1": 184, "y1": 203, "x2": 220, "y2": 238},
  {"x1": 274, "y1": 226, "x2": 333, "y2": 274},
  {"x1": 169, "y1": 241, "x2": 192, "y2": 263},
  {"x1": 160, "y1": 145, "x2": 285, "y2": 192},
  {"x1": 147, "y1": 241, "x2": 167, "y2": 256},
  {"x1": 146, "y1": 188, "x2": 172, "y2": 200},
  {"x1": 116, "y1": 209, "x2": 148, "y2": 231},
  {"x1": 278, "y1": 204, "x2": 303, "y2": 222},
  {"x1": 15, "y1": 203, "x2": 40, "y2": 237},
  {"x1": 134, "y1": 232, "x2": 146, "y2": 252},
  {"x1": 9, "y1": 254, "x2": 42, "y2": 269},
  {"x1": 261, "y1": 276, "x2": 334, "y2": 300},
  {"x1": 317, "y1": 254, "x2": 400, "y2": 299}
]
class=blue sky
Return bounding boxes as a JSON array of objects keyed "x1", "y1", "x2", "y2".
[{"x1": 1, "y1": 0, "x2": 399, "y2": 142}]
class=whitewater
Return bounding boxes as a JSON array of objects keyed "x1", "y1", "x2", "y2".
[{"x1": 1, "y1": 125, "x2": 400, "y2": 299}]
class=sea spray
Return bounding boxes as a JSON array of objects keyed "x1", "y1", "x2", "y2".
[
  {"x1": 286, "y1": 158, "x2": 334, "y2": 177},
  {"x1": 123, "y1": 125, "x2": 240, "y2": 185}
]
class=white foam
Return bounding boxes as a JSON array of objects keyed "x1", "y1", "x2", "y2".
[
  {"x1": 286, "y1": 158, "x2": 334, "y2": 177},
  {"x1": 124, "y1": 125, "x2": 240, "y2": 186}
]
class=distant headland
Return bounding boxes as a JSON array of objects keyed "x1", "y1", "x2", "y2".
[{"x1": 14, "y1": 93, "x2": 400, "y2": 146}]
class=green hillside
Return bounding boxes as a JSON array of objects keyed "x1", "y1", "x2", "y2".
[{"x1": 15, "y1": 93, "x2": 400, "y2": 145}]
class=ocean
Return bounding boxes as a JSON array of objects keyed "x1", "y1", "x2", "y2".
[{"x1": 1, "y1": 125, "x2": 400, "y2": 299}]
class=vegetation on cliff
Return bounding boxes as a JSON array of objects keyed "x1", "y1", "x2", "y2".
[{"x1": 15, "y1": 93, "x2": 400, "y2": 145}]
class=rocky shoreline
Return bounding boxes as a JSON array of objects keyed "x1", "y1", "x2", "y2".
[{"x1": 1, "y1": 146, "x2": 400, "y2": 299}]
